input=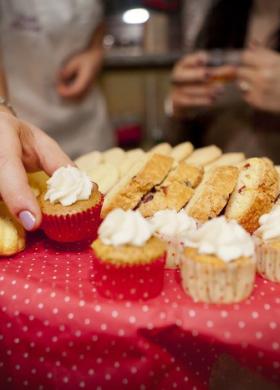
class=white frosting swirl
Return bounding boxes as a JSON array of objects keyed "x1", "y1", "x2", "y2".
[
  {"x1": 256, "y1": 205, "x2": 280, "y2": 240},
  {"x1": 184, "y1": 216, "x2": 254, "y2": 262},
  {"x1": 149, "y1": 209, "x2": 197, "y2": 243},
  {"x1": 99, "y1": 209, "x2": 153, "y2": 247},
  {"x1": 44, "y1": 166, "x2": 93, "y2": 206}
]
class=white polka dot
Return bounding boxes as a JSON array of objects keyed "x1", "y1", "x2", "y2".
[
  {"x1": 142, "y1": 305, "x2": 149, "y2": 312},
  {"x1": 63, "y1": 377, "x2": 69, "y2": 383},
  {"x1": 52, "y1": 336, "x2": 58, "y2": 343},
  {"x1": 88, "y1": 369, "x2": 95, "y2": 375},
  {"x1": 59, "y1": 325, "x2": 65, "y2": 332},
  {"x1": 264, "y1": 304, "x2": 271, "y2": 311},
  {"x1": 256, "y1": 332, "x2": 263, "y2": 340},
  {"x1": 252, "y1": 311, "x2": 259, "y2": 319},
  {"x1": 68, "y1": 313, "x2": 74, "y2": 320},
  {"x1": 238, "y1": 321, "x2": 246, "y2": 329},
  {"x1": 270, "y1": 322, "x2": 277, "y2": 329},
  {"x1": 101, "y1": 323, "x2": 107, "y2": 331},
  {"x1": 105, "y1": 374, "x2": 111, "y2": 381},
  {"x1": 79, "y1": 300, "x2": 85, "y2": 307},
  {"x1": 131, "y1": 366, "x2": 137, "y2": 374},
  {"x1": 52, "y1": 308, "x2": 59, "y2": 315},
  {"x1": 272, "y1": 342, "x2": 279, "y2": 350},
  {"x1": 75, "y1": 330, "x2": 82, "y2": 337},
  {"x1": 112, "y1": 310, "x2": 118, "y2": 318},
  {"x1": 95, "y1": 305, "x2": 101, "y2": 312},
  {"x1": 188, "y1": 310, "x2": 196, "y2": 318},
  {"x1": 122, "y1": 378, "x2": 128, "y2": 385},
  {"x1": 38, "y1": 303, "x2": 44, "y2": 310},
  {"x1": 220, "y1": 310, "x2": 228, "y2": 318},
  {"x1": 273, "y1": 362, "x2": 280, "y2": 369},
  {"x1": 84, "y1": 318, "x2": 91, "y2": 325},
  {"x1": 47, "y1": 372, "x2": 52, "y2": 379},
  {"x1": 224, "y1": 331, "x2": 231, "y2": 339},
  {"x1": 79, "y1": 381, "x2": 85, "y2": 388},
  {"x1": 206, "y1": 320, "x2": 213, "y2": 328},
  {"x1": 114, "y1": 361, "x2": 120, "y2": 368},
  {"x1": 129, "y1": 316, "x2": 136, "y2": 324},
  {"x1": 64, "y1": 296, "x2": 70, "y2": 302},
  {"x1": 118, "y1": 329, "x2": 125, "y2": 336}
]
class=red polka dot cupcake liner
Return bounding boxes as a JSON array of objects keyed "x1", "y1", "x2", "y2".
[
  {"x1": 41, "y1": 196, "x2": 103, "y2": 243},
  {"x1": 92, "y1": 253, "x2": 166, "y2": 301}
]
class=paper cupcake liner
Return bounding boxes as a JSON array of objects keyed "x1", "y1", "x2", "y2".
[
  {"x1": 180, "y1": 256, "x2": 256, "y2": 304},
  {"x1": 256, "y1": 243, "x2": 280, "y2": 283},
  {"x1": 92, "y1": 252, "x2": 165, "y2": 300},
  {"x1": 41, "y1": 196, "x2": 103, "y2": 243}
]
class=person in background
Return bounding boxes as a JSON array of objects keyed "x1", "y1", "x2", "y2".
[
  {"x1": 169, "y1": 0, "x2": 280, "y2": 162},
  {"x1": 0, "y1": 0, "x2": 113, "y2": 231},
  {"x1": 0, "y1": 0, "x2": 112, "y2": 158}
]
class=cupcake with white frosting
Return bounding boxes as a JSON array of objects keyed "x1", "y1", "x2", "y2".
[
  {"x1": 255, "y1": 205, "x2": 280, "y2": 282},
  {"x1": 40, "y1": 166, "x2": 103, "y2": 242},
  {"x1": 92, "y1": 209, "x2": 166, "y2": 299},
  {"x1": 181, "y1": 216, "x2": 256, "y2": 303},
  {"x1": 149, "y1": 209, "x2": 197, "y2": 268}
]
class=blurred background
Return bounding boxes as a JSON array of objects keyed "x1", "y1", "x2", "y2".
[{"x1": 102, "y1": 0, "x2": 183, "y2": 149}]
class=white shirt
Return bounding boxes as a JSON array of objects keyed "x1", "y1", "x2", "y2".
[{"x1": 0, "y1": 0, "x2": 113, "y2": 158}]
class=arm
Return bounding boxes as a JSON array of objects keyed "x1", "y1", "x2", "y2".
[{"x1": 57, "y1": 22, "x2": 106, "y2": 99}]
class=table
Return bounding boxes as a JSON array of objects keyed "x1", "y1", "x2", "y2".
[{"x1": 0, "y1": 233, "x2": 280, "y2": 389}]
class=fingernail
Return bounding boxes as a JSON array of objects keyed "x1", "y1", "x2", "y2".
[{"x1": 19, "y1": 210, "x2": 36, "y2": 231}]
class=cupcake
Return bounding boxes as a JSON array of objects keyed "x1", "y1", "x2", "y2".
[
  {"x1": 91, "y1": 209, "x2": 166, "y2": 300},
  {"x1": 40, "y1": 166, "x2": 103, "y2": 243},
  {"x1": 149, "y1": 209, "x2": 197, "y2": 268},
  {"x1": 254, "y1": 205, "x2": 280, "y2": 282},
  {"x1": 181, "y1": 216, "x2": 255, "y2": 303}
]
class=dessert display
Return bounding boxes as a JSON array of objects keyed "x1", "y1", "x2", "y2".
[
  {"x1": 255, "y1": 205, "x2": 280, "y2": 283},
  {"x1": 181, "y1": 216, "x2": 256, "y2": 303},
  {"x1": 185, "y1": 165, "x2": 239, "y2": 221},
  {"x1": 149, "y1": 209, "x2": 197, "y2": 268},
  {"x1": 3, "y1": 142, "x2": 280, "y2": 303},
  {"x1": 0, "y1": 202, "x2": 25, "y2": 256},
  {"x1": 40, "y1": 166, "x2": 103, "y2": 243},
  {"x1": 225, "y1": 158, "x2": 279, "y2": 233},
  {"x1": 91, "y1": 209, "x2": 166, "y2": 299}
]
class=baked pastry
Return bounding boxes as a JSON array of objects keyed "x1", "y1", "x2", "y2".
[
  {"x1": 40, "y1": 166, "x2": 103, "y2": 243},
  {"x1": 28, "y1": 171, "x2": 49, "y2": 196},
  {"x1": 149, "y1": 209, "x2": 197, "y2": 268},
  {"x1": 185, "y1": 165, "x2": 238, "y2": 221},
  {"x1": 171, "y1": 142, "x2": 194, "y2": 161},
  {"x1": 225, "y1": 158, "x2": 279, "y2": 233},
  {"x1": 185, "y1": 145, "x2": 222, "y2": 166},
  {"x1": 92, "y1": 209, "x2": 166, "y2": 299},
  {"x1": 103, "y1": 147, "x2": 126, "y2": 165},
  {"x1": 205, "y1": 152, "x2": 245, "y2": 171},
  {"x1": 102, "y1": 153, "x2": 174, "y2": 218},
  {"x1": 0, "y1": 202, "x2": 25, "y2": 256},
  {"x1": 138, "y1": 162, "x2": 203, "y2": 217},
  {"x1": 75, "y1": 151, "x2": 102, "y2": 172},
  {"x1": 119, "y1": 149, "x2": 146, "y2": 178},
  {"x1": 181, "y1": 217, "x2": 255, "y2": 303},
  {"x1": 254, "y1": 205, "x2": 280, "y2": 282},
  {"x1": 83, "y1": 162, "x2": 119, "y2": 194},
  {"x1": 148, "y1": 143, "x2": 172, "y2": 156}
]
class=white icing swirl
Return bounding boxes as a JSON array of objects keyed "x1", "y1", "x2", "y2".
[
  {"x1": 184, "y1": 216, "x2": 254, "y2": 262},
  {"x1": 44, "y1": 166, "x2": 93, "y2": 206},
  {"x1": 99, "y1": 209, "x2": 153, "y2": 247},
  {"x1": 256, "y1": 205, "x2": 280, "y2": 241},
  {"x1": 149, "y1": 209, "x2": 197, "y2": 243}
]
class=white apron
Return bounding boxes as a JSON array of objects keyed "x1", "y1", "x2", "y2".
[{"x1": 0, "y1": 0, "x2": 113, "y2": 158}]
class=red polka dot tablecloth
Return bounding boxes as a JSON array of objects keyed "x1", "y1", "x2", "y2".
[{"x1": 0, "y1": 233, "x2": 280, "y2": 390}]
